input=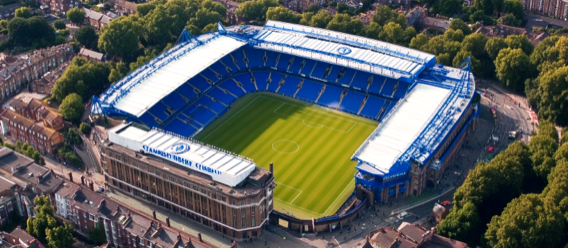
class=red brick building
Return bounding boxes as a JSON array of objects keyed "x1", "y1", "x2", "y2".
[
  {"x1": 29, "y1": 62, "x2": 69, "y2": 95},
  {"x1": 54, "y1": 177, "x2": 218, "y2": 248},
  {"x1": 0, "y1": 44, "x2": 75, "y2": 102},
  {"x1": 522, "y1": 0, "x2": 568, "y2": 20},
  {"x1": 0, "y1": 227, "x2": 45, "y2": 248},
  {"x1": 8, "y1": 98, "x2": 65, "y2": 131},
  {"x1": 39, "y1": 0, "x2": 81, "y2": 15},
  {"x1": 0, "y1": 110, "x2": 65, "y2": 154}
]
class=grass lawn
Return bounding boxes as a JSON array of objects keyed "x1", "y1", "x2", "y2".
[{"x1": 195, "y1": 93, "x2": 378, "y2": 219}]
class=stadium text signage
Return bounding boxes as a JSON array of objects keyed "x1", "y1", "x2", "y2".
[
  {"x1": 142, "y1": 145, "x2": 222, "y2": 175},
  {"x1": 383, "y1": 172, "x2": 406, "y2": 180}
]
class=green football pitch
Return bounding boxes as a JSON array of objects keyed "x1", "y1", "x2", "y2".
[{"x1": 194, "y1": 93, "x2": 378, "y2": 219}]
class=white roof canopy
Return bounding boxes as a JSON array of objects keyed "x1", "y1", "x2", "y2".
[
  {"x1": 112, "y1": 36, "x2": 246, "y2": 117},
  {"x1": 352, "y1": 84, "x2": 450, "y2": 174}
]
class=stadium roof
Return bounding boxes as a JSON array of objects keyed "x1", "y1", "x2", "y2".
[
  {"x1": 108, "y1": 124, "x2": 256, "y2": 187},
  {"x1": 352, "y1": 84, "x2": 450, "y2": 174},
  {"x1": 254, "y1": 21, "x2": 436, "y2": 80},
  {"x1": 100, "y1": 35, "x2": 246, "y2": 117}
]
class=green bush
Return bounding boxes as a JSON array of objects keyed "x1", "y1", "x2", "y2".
[{"x1": 79, "y1": 122, "x2": 91, "y2": 135}]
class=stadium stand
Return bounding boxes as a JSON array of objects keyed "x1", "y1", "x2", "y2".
[
  {"x1": 338, "y1": 91, "x2": 366, "y2": 114},
  {"x1": 295, "y1": 80, "x2": 323, "y2": 102},
  {"x1": 317, "y1": 85, "x2": 343, "y2": 108}
]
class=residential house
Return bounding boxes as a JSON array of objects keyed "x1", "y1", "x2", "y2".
[
  {"x1": 29, "y1": 62, "x2": 69, "y2": 95},
  {"x1": 0, "y1": 148, "x2": 64, "y2": 219},
  {"x1": 0, "y1": 176, "x2": 17, "y2": 227},
  {"x1": 78, "y1": 47, "x2": 105, "y2": 62},
  {"x1": 0, "y1": 227, "x2": 44, "y2": 248},
  {"x1": 84, "y1": 8, "x2": 113, "y2": 30},
  {"x1": 40, "y1": 0, "x2": 81, "y2": 15},
  {"x1": 0, "y1": 43, "x2": 75, "y2": 102},
  {"x1": 369, "y1": 223, "x2": 468, "y2": 248},
  {"x1": 522, "y1": 0, "x2": 568, "y2": 20},
  {"x1": 8, "y1": 98, "x2": 64, "y2": 131},
  {"x1": 107, "y1": 0, "x2": 137, "y2": 15},
  {"x1": 54, "y1": 176, "x2": 217, "y2": 248},
  {"x1": 0, "y1": 110, "x2": 65, "y2": 154},
  {"x1": 475, "y1": 24, "x2": 527, "y2": 38},
  {"x1": 423, "y1": 17, "x2": 450, "y2": 31},
  {"x1": 0, "y1": 3, "x2": 21, "y2": 21}
]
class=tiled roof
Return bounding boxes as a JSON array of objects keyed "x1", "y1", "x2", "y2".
[{"x1": 79, "y1": 48, "x2": 104, "y2": 61}]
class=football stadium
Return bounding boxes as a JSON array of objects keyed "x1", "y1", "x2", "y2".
[{"x1": 92, "y1": 21, "x2": 477, "y2": 232}]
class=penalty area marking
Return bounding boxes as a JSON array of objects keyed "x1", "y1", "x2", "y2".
[
  {"x1": 274, "y1": 181, "x2": 303, "y2": 205},
  {"x1": 271, "y1": 140, "x2": 300, "y2": 154}
]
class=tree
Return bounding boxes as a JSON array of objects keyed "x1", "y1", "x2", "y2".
[
  {"x1": 485, "y1": 194, "x2": 565, "y2": 248},
  {"x1": 461, "y1": 33, "x2": 488, "y2": 58},
  {"x1": 79, "y1": 122, "x2": 91, "y2": 135},
  {"x1": 501, "y1": 13, "x2": 521, "y2": 27},
  {"x1": 437, "y1": 201, "x2": 481, "y2": 246},
  {"x1": 410, "y1": 34, "x2": 429, "y2": 50},
  {"x1": 67, "y1": 8, "x2": 85, "y2": 25},
  {"x1": 485, "y1": 37, "x2": 507, "y2": 60},
  {"x1": 32, "y1": 150, "x2": 40, "y2": 164},
  {"x1": 494, "y1": 48, "x2": 531, "y2": 92},
  {"x1": 0, "y1": 20, "x2": 8, "y2": 29},
  {"x1": 46, "y1": 223, "x2": 74, "y2": 248},
  {"x1": 504, "y1": 0, "x2": 523, "y2": 19},
  {"x1": 266, "y1": 6, "x2": 301, "y2": 23},
  {"x1": 562, "y1": 127, "x2": 568, "y2": 145},
  {"x1": 453, "y1": 50, "x2": 481, "y2": 75},
  {"x1": 98, "y1": 16, "x2": 142, "y2": 59},
  {"x1": 74, "y1": 26, "x2": 98, "y2": 49},
  {"x1": 444, "y1": 29, "x2": 465, "y2": 42},
  {"x1": 52, "y1": 57, "x2": 111, "y2": 102},
  {"x1": 529, "y1": 135, "x2": 559, "y2": 179},
  {"x1": 27, "y1": 196, "x2": 57, "y2": 243},
  {"x1": 530, "y1": 36, "x2": 560, "y2": 71},
  {"x1": 59, "y1": 93, "x2": 84, "y2": 123},
  {"x1": 305, "y1": 4, "x2": 320, "y2": 13},
  {"x1": 433, "y1": 0, "x2": 463, "y2": 17},
  {"x1": 326, "y1": 14, "x2": 363, "y2": 35},
  {"x1": 535, "y1": 67, "x2": 568, "y2": 126},
  {"x1": 379, "y1": 22, "x2": 404, "y2": 44},
  {"x1": 370, "y1": 6, "x2": 406, "y2": 27},
  {"x1": 449, "y1": 19, "x2": 471, "y2": 35},
  {"x1": 8, "y1": 17, "x2": 56, "y2": 48},
  {"x1": 235, "y1": 0, "x2": 279, "y2": 22},
  {"x1": 308, "y1": 10, "x2": 333, "y2": 28},
  {"x1": 504, "y1": 34, "x2": 534, "y2": 55},
  {"x1": 88, "y1": 222, "x2": 107, "y2": 245},
  {"x1": 15, "y1": 7, "x2": 31, "y2": 18}
]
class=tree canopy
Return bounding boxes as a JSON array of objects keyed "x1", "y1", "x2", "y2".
[
  {"x1": 8, "y1": 16, "x2": 55, "y2": 48},
  {"x1": 52, "y1": 57, "x2": 111, "y2": 102},
  {"x1": 494, "y1": 48, "x2": 531, "y2": 92},
  {"x1": 266, "y1": 6, "x2": 301, "y2": 23},
  {"x1": 27, "y1": 196, "x2": 57, "y2": 243},
  {"x1": 98, "y1": 16, "x2": 143, "y2": 59},
  {"x1": 15, "y1": 7, "x2": 31, "y2": 18},
  {"x1": 67, "y1": 8, "x2": 85, "y2": 25},
  {"x1": 75, "y1": 26, "x2": 99, "y2": 50},
  {"x1": 59, "y1": 93, "x2": 84, "y2": 123},
  {"x1": 235, "y1": 0, "x2": 279, "y2": 23}
]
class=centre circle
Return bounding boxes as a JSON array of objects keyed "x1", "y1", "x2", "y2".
[{"x1": 272, "y1": 140, "x2": 300, "y2": 154}]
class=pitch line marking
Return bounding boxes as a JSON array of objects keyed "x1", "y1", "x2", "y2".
[
  {"x1": 322, "y1": 178, "x2": 355, "y2": 216},
  {"x1": 271, "y1": 140, "x2": 300, "y2": 154},
  {"x1": 302, "y1": 120, "x2": 323, "y2": 128},
  {"x1": 274, "y1": 180, "x2": 303, "y2": 205},
  {"x1": 290, "y1": 192, "x2": 302, "y2": 204},
  {"x1": 200, "y1": 95, "x2": 261, "y2": 141},
  {"x1": 273, "y1": 198, "x2": 322, "y2": 216}
]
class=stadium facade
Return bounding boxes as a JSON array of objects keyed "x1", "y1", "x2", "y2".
[{"x1": 92, "y1": 21, "x2": 476, "y2": 236}]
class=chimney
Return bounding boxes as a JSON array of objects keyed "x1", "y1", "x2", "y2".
[
  {"x1": 98, "y1": 199, "x2": 105, "y2": 209},
  {"x1": 185, "y1": 238, "x2": 192, "y2": 248},
  {"x1": 269, "y1": 162, "x2": 273, "y2": 173},
  {"x1": 177, "y1": 232, "x2": 181, "y2": 240},
  {"x1": 68, "y1": 172, "x2": 73, "y2": 182},
  {"x1": 198, "y1": 233, "x2": 202, "y2": 242},
  {"x1": 89, "y1": 181, "x2": 94, "y2": 191},
  {"x1": 166, "y1": 217, "x2": 170, "y2": 227},
  {"x1": 152, "y1": 209, "x2": 156, "y2": 219},
  {"x1": 81, "y1": 175, "x2": 85, "y2": 185},
  {"x1": 231, "y1": 241, "x2": 238, "y2": 248}
]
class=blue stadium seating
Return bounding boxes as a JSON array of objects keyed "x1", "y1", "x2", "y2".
[
  {"x1": 189, "y1": 76, "x2": 212, "y2": 92},
  {"x1": 380, "y1": 78, "x2": 397, "y2": 96},
  {"x1": 368, "y1": 77, "x2": 386, "y2": 95},
  {"x1": 252, "y1": 71, "x2": 270, "y2": 88},
  {"x1": 193, "y1": 108, "x2": 216, "y2": 125},
  {"x1": 351, "y1": 71, "x2": 371, "y2": 90},
  {"x1": 268, "y1": 73, "x2": 284, "y2": 92},
  {"x1": 300, "y1": 59, "x2": 316, "y2": 76},
  {"x1": 219, "y1": 80, "x2": 245, "y2": 97},
  {"x1": 360, "y1": 96, "x2": 385, "y2": 119},
  {"x1": 195, "y1": 96, "x2": 213, "y2": 107},
  {"x1": 208, "y1": 87, "x2": 235, "y2": 105},
  {"x1": 200, "y1": 68, "x2": 221, "y2": 83},
  {"x1": 208, "y1": 100, "x2": 227, "y2": 114},
  {"x1": 208, "y1": 61, "x2": 230, "y2": 77},
  {"x1": 264, "y1": 51, "x2": 279, "y2": 68},
  {"x1": 276, "y1": 54, "x2": 293, "y2": 71},
  {"x1": 184, "y1": 104, "x2": 199, "y2": 116},
  {"x1": 384, "y1": 100, "x2": 396, "y2": 115},
  {"x1": 318, "y1": 85, "x2": 343, "y2": 108},
  {"x1": 148, "y1": 102, "x2": 169, "y2": 120},
  {"x1": 327, "y1": 66, "x2": 342, "y2": 82},
  {"x1": 296, "y1": 80, "x2": 322, "y2": 102},
  {"x1": 338, "y1": 91, "x2": 365, "y2": 114},
  {"x1": 139, "y1": 113, "x2": 160, "y2": 127},
  {"x1": 177, "y1": 83, "x2": 199, "y2": 99},
  {"x1": 393, "y1": 82, "x2": 408, "y2": 99},
  {"x1": 220, "y1": 55, "x2": 240, "y2": 72},
  {"x1": 288, "y1": 58, "x2": 303, "y2": 74},
  {"x1": 311, "y1": 62, "x2": 329, "y2": 79},
  {"x1": 230, "y1": 50, "x2": 248, "y2": 69},
  {"x1": 190, "y1": 119, "x2": 202, "y2": 129},
  {"x1": 278, "y1": 77, "x2": 300, "y2": 96},
  {"x1": 244, "y1": 48, "x2": 264, "y2": 68},
  {"x1": 232, "y1": 73, "x2": 256, "y2": 93},
  {"x1": 337, "y1": 68, "x2": 356, "y2": 85},
  {"x1": 164, "y1": 118, "x2": 197, "y2": 137},
  {"x1": 162, "y1": 93, "x2": 186, "y2": 110}
]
